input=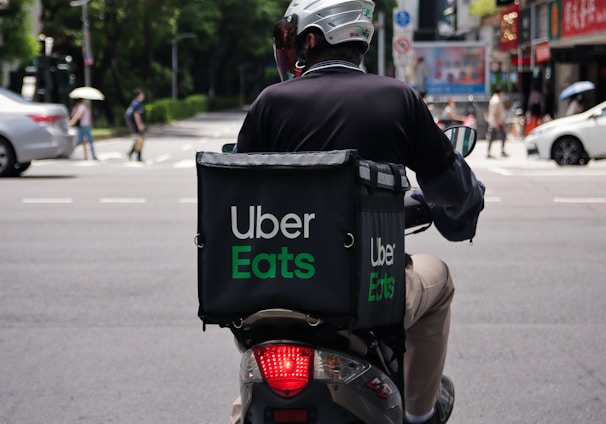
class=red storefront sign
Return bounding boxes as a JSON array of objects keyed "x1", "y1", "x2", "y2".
[
  {"x1": 535, "y1": 42, "x2": 552, "y2": 63},
  {"x1": 562, "y1": 0, "x2": 606, "y2": 38},
  {"x1": 511, "y1": 55, "x2": 531, "y2": 66},
  {"x1": 500, "y1": 3, "x2": 521, "y2": 51}
]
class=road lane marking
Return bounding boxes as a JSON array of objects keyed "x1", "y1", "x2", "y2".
[
  {"x1": 73, "y1": 161, "x2": 100, "y2": 167},
  {"x1": 554, "y1": 197, "x2": 606, "y2": 204},
  {"x1": 99, "y1": 152, "x2": 126, "y2": 160},
  {"x1": 489, "y1": 167, "x2": 606, "y2": 177},
  {"x1": 154, "y1": 154, "x2": 171, "y2": 163},
  {"x1": 485, "y1": 196, "x2": 502, "y2": 202},
  {"x1": 22, "y1": 198, "x2": 73, "y2": 204},
  {"x1": 174, "y1": 160, "x2": 195, "y2": 168},
  {"x1": 100, "y1": 198, "x2": 147, "y2": 204}
]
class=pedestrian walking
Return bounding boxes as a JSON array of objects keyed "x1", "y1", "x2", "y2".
[
  {"x1": 70, "y1": 98, "x2": 97, "y2": 160},
  {"x1": 413, "y1": 55, "x2": 430, "y2": 99},
  {"x1": 125, "y1": 88, "x2": 146, "y2": 162},
  {"x1": 524, "y1": 82, "x2": 544, "y2": 137},
  {"x1": 486, "y1": 86, "x2": 507, "y2": 158},
  {"x1": 442, "y1": 96, "x2": 466, "y2": 124}
]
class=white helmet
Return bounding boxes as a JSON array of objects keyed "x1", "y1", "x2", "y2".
[
  {"x1": 285, "y1": 0, "x2": 375, "y2": 49},
  {"x1": 274, "y1": 0, "x2": 375, "y2": 80}
]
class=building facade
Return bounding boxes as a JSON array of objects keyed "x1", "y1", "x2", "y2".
[
  {"x1": 396, "y1": 0, "x2": 606, "y2": 117},
  {"x1": 485, "y1": 0, "x2": 606, "y2": 117}
]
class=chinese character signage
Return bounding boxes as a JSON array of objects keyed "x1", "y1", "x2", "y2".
[
  {"x1": 519, "y1": 7, "x2": 532, "y2": 44},
  {"x1": 550, "y1": 0, "x2": 606, "y2": 40},
  {"x1": 535, "y1": 42, "x2": 552, "y2": 63},
  {"x1": 499, "y1": 3, "x2": 520, "y2": 51},
  {"x1": 562, "y1": 0, "x2": 606, "y2": 37},
  {"x1": 549, "y1": 0, "x2": 562, "y2": 39}
]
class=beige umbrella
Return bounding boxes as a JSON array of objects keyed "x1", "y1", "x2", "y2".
[{"x1": 69, "y1": 86, "x2": 105, "y2": 101}]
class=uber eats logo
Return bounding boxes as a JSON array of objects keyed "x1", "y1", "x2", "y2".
[
  {"x1": 230, "y1": 206, "x2": 316, "y2": 280},
  {"x1": 368, "y1": 238, "x2": 396, "y2": 302},
  {"x1": 228, "y1": 205, "x2": 396, "y2": 300}
]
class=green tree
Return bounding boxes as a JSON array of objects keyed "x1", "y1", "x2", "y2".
[
  {"x1": 37, "y1": 0, "x2": 398, "y2": 123},
  {"x1": 0, "y1": 0, "x2": 39, "y2": 63},
  {"x1": 182, "y1": 0, "x2": 290, "y2": 101}
]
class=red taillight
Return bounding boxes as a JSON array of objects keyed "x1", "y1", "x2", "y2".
[
  {"x1": 253, "y1": 344, "x2": 313, "y2": 398},
  {"x1": 27, "y1": 114, "x2": 63, "y2": 124}
]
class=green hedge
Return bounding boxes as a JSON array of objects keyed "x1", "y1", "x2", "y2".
[{"x1": 143, "y1": 95, "x2": 241, "y2": 124}]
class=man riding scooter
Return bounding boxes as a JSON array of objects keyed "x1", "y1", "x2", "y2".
[{"x1": 231, "y1": 1, "x2": 485, "y2": 422}]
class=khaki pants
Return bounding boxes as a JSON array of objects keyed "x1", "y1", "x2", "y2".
[
  {"x1": 133, "y1": 134, "x2": 145, "y2": 152},
  {"x1": 230, "y1": 253, "x2": 454, "y2": 422},
  {"x1": 403, "y1": 253, "x2": 454, "y2": 415}
]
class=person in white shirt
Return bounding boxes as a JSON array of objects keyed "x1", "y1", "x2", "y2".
[
  {"x1": 486, "y1": 87, "x2": 507, "y2": 158},
  {"x1": 442, "y1": 97, "x2": 466, "y2": 124},
  {"x1": 413, "y1": 55, "x2": 430, "y2": 99}
]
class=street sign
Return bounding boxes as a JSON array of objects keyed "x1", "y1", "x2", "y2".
[
  {"x1": 394, "y1": 36, "x2": 412, "y2": 55},
  {"x1": 394, "y1": 10, "x2": 411, "y2": 28}
]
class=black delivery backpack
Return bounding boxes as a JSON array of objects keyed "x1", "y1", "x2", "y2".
[{"x1": 196, "y1": 149, "x2": 410, "y2": 329}]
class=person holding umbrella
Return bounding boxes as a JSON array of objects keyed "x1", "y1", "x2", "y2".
[
  {"x1": 68, "y1": 86, "x2": 105, "y2": 161},
  {"x1": 566, "y1": 94, "x2": 585, "y2": 116},
  {"x1": 560, "y1": 81, "x2": 594, "y2": 116},
  {"x1": 69, "y1": 98, "x2": 97, "y2": 160}
]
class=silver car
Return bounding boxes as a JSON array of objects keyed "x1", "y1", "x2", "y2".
[{"x1": 0, "y1": 88, "x2": 74, "y2": 177}]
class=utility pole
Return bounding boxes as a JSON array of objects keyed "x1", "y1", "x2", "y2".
[
  {"x1": 172, "y1": 33, "x2": 195, "y2": 99},
  {"x1": 70, "y1": 0, "x2": 92, "y2": 87}
]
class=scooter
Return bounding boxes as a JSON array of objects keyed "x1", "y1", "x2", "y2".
[{"x1": 207, "y1": 126, "x2": 477, "y2": 424}]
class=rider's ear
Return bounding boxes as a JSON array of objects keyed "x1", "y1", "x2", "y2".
[{"x1": 304, "y1": 33, "x2": 318, "y2": 51}]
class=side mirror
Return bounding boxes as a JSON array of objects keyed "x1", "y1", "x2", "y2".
[
  {"x1": 443, "y1": 125, "x2": 477, "y2": 158},
  {"x1": 222, "y1": 143, "x2": 236, "y2": 153}
]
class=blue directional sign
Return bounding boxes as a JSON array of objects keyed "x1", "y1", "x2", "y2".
[{"x1": 394, "y1": 10, "x2": 411, "y2": 28}]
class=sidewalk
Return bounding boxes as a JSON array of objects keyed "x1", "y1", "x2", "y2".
[{"x1": 466, "y1": 138, "x2": 530, "y2": 167}]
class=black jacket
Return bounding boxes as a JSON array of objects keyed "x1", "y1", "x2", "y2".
[{"x1": 237, "y1": 60, "x2": 485, "y2": 241}]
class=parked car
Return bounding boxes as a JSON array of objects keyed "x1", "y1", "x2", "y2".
[
  {"x1": 526, "y1": 100, "x2": 606, "y2": 166},
  {"x1": 0, "y1": 88, "x2": 74, "y2": 177}
]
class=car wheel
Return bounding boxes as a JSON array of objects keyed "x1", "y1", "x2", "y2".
[
  {"x1": 578, "y1": 151, "x2": 590, "y2": 166},
  {"x1": 551, "y1": 136, "x2": 586, "y2": 166},
  {"x1": 14, "y1": 162, "x2": 32, "y2": 175},
  {"x1": 0, "y1": 137, "x2": 17, "y2": 177}
]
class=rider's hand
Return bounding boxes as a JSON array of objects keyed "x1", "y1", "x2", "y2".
[
  {"x1": 410, "y1": 188, "x2": 430, "y2": 206},
  {"x1": 410, "y1": 189, "x2": 478, "y2": 242}
]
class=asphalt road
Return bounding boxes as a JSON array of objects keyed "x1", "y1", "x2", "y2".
[{"x1": 1, "y1": 111, "x2": 605, "y2": 423}]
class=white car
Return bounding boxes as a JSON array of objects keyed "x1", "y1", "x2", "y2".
[
  {"x1": 0, "y1": 88, "x2": 74, "y2": 177},
  {"x1": 526, "y1": 100, "x2": 606, "y2": 165}
]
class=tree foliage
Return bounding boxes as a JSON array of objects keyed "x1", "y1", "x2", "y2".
[
  {"x1": 0, "y1": 0, "x2": 39, "y2": 63},
  {"x1": 36, "y1": 0, "x2": 396, "y2": 123}
]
